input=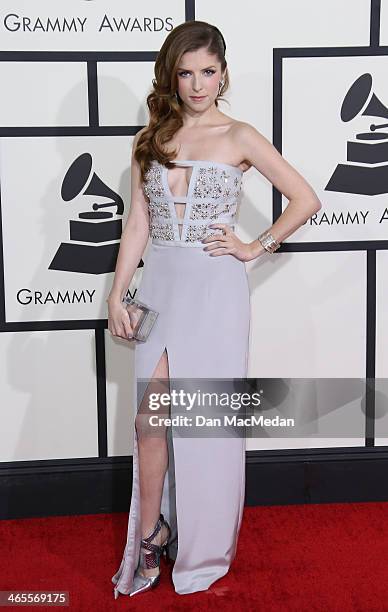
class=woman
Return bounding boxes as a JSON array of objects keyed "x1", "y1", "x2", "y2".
[{"x1": 108, "y1": 20, "x2": 321, "y2": 597}]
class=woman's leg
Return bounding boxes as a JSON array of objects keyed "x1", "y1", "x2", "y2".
[{"x1": 134, "y1": 348, "x2": 170, "y2": 578}]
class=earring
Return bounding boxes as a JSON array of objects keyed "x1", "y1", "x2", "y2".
[{"x1": 218, "y1": 79, "x2": 224, "y2": 94}]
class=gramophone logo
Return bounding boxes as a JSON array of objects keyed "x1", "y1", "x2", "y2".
[
  {"x1": 326, "y1": 73, "x2": 388, "y2": 196},
  {"x1": 49, "y1": 152, "x2": 125, "y2": 274}
]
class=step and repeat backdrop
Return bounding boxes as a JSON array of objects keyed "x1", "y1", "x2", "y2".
[{"x1": 0, "y1": 0, "x2": 387, "y2": 465}]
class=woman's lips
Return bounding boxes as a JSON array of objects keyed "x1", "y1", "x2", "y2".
[{"x1": 190, "y1": 96, "x2": 206, "y2": 101}]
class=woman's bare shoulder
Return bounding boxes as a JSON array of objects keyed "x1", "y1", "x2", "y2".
[
  {"x1": 229, "y1": 119, "x2": 263, "y2": 138},
  {"x1": 227, "y1": 120, "x2": 263, "y2": 171},
  {"x1": 229, "y1": 120, "x2": 276, "y2": 166}
]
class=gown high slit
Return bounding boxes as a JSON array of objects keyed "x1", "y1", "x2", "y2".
[{"x1": 111, "y1": 159, "x2": 251, "y2": 596}]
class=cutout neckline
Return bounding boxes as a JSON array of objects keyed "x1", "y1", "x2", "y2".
[{"x1": 158, "y1": 159, "x2": 244, "y2": 205}]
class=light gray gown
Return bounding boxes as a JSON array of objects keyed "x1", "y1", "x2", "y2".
[{"x1": 111, "y1": 159, "x2": 250, "y2": 596}]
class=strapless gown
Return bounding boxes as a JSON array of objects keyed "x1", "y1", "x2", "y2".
[{"x1": 111, "y1": 159, "x2": 251, "y2": 596}]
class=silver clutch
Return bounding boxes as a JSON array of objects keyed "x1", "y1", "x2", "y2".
[{"x1": 121, "y1": 296, "x2": 159, "y2": 342}]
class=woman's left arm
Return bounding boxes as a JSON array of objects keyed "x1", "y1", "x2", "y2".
[
  {"x1": 238, "y1": 122, "x2": 322, "y2": 259},
  {"x1": 203, "y1": 122, "x2": 322, "y2": 261}
]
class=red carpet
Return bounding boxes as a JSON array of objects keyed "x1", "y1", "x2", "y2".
[{"x1": 1, "y1": 503, "x2": 388, "y2": 611}]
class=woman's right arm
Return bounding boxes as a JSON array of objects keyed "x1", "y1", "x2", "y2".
[{"x1": 107, "y1": 128, "x2": 150, "y2": 339}]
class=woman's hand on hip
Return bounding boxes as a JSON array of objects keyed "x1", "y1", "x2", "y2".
[{"x1": 202, "y1": 223, "x2": 264, "y2": 262}]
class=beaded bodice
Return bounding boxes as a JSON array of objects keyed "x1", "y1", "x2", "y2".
[{"x1": 142, "y1": 159, "x2": 243, "y2": 247}]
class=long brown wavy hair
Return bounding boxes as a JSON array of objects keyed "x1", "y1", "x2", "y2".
[{"x1": 135, "y1": 21, "x2": 230, "y2": 183}]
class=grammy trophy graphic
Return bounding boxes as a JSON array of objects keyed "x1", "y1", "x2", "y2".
[
  {"x1": 49, "y1": 152, "x2": 142, "y2": 274},
  {"x1": 326, "y1": 73, "x2": 388, "y2": 196}
]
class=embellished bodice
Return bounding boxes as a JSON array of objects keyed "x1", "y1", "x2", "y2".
[{"x1": 142, "y1": 159, "x2": 243, "y2": 247}]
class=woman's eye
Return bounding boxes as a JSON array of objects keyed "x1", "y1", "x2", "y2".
[{"x1": 178, "y1": 69, "x2": 216, "y2": 77}]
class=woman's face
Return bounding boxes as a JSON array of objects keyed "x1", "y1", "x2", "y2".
[{"x1": 175, "y1": 47, "x2": 223, "y2": 111}]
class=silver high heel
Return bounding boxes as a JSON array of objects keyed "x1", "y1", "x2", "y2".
[{"x1": 129, "y1": 513, "x2": 171, "y2": 597}]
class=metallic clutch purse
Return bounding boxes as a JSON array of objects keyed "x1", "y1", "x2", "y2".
[{"x1": 121, "y1": 296, "x2": 159, "y2": 342}]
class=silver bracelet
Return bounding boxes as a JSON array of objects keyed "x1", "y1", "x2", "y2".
[{"x1": 258, "y1": 230, "x2": 281, "y2": 254}]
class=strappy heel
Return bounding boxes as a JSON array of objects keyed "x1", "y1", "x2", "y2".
[{"x1": 129, "y1": 513, "x2": 171, "y2": 597}]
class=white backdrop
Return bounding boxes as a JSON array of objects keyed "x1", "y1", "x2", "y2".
[{"x1": 0, "y1": 0, "x2": 386, "y2": 463}]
